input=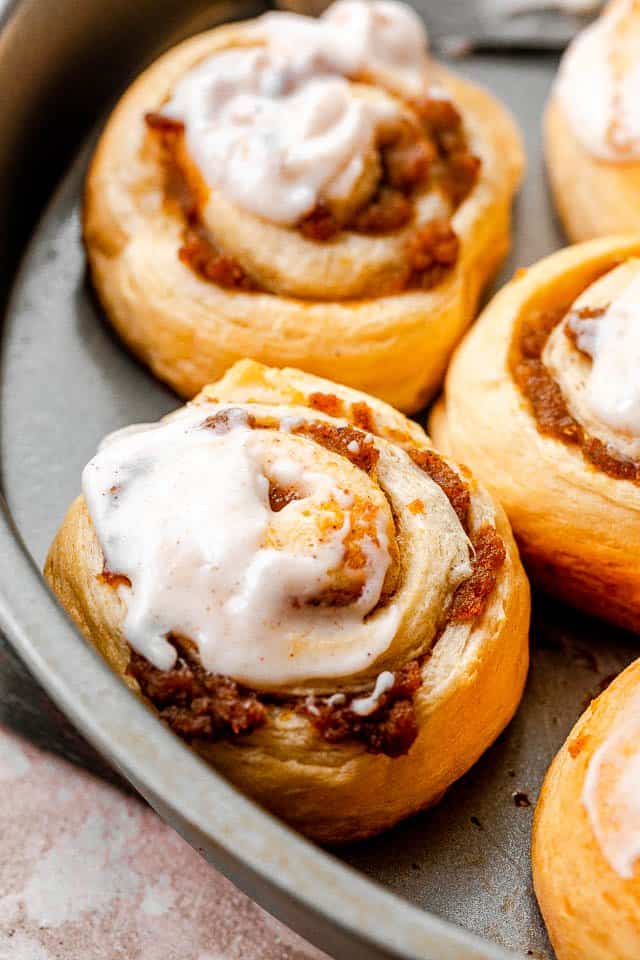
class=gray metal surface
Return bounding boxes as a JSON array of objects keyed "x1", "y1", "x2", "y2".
[
  {"x1": 0, "y1": 1, "x2": 637, "y2": 959},
  {"x1": 278, "y1": 0, "x2": 600, "y2": 51}
]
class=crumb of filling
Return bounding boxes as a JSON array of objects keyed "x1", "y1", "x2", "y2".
[
  {"x1": 144, "y1": 89, "x2": 480, "y2": 295},
  {"x1": 513, "y1": 306, "x2": 640, "y2": 483},
  {"x1": 106, "y1": 404, "x2": 505, "y2": 757}
]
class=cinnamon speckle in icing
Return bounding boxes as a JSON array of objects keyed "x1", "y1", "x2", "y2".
[
  {"x1": 513, "y1": 270, "x2": 640, "y2": 481},
  {"x1": 566, "y1": 271, "x2": 640, "y2": 439},
  {"x1": 82, "y1": 404, "x2": 399, "y2": 687},
  {"x1": 160, "y1": 0, "x2": 431, "y2": 224}
]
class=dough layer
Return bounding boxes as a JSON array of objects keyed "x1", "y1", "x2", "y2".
[{"x1": 46, "y1": 360, "x2": 530, "y2": 843}]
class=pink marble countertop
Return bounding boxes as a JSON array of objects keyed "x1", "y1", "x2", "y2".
[{"x1": 0, "y1": 725, "x2": 329, "y2": 960}]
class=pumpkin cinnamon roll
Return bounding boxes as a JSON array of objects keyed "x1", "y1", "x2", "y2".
[
  {"x1": 84, "y1": 0, "x2": 523, "y2": 412},
  {"x1": 45, "y1": 360, "x2": 529, "y2": 843},
  {"x1": 545, "y1": 0, "x2": 640, "y2": 241},
  {"x1": 430, "y1": 236, "x2": 640, "y2": 631},
  {"x1": 533, "y1": 658, "x2": 640, "y2": 960}
]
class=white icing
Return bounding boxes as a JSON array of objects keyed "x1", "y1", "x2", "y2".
[
  {"x1": 161, "y1": 0, "x2": 430, "y2": 223},
  {"x1": 82, "y1": 405, "x2": 400, "y2": 687},
  {"x1": 569, "y1": 313, "x2": 599, "y2": 356},
  {"x1": 269, "y1": 452, "x2": 353, "y2": 506},
  {"x1": 304, "y1": 695, "x2": 320, "y2": 716},
  {"x1": 556, "y1": 0, "x2": 640, "y2": 160},
  {"x1": 568, "y1": 271, "x2": 640, "y2": 437},
  {"x1": 582, "y1": 692, "x2": 640, "y2": 878},
  {"x1": 318, "y1": 0, "x2": 430, "y2": 91},
  {"x1": 350, "y1": 670, "x2": 395, "y2": 715},
  {"x1": 327, "y1": 692, "x2": 347, "y2": 706}
]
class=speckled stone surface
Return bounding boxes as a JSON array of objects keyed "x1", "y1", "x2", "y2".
[{"x1": 0, "y1": 725, "x2": 329, "y2": 960}]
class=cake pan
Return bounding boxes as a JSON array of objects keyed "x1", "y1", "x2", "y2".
[{"x1": 0, "y1": 1, "x2": 637, "y2": 958}]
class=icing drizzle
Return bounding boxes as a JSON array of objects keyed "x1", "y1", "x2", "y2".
[
  {"x1": 82, "y1": 404, "x2": 401, "y2": 687},
  {"x1": 161, "y1": 0, "x2": 431, "y2": 223},
  {"x1": 556, "y1": 0, "x2": 640, "y2": 160}
]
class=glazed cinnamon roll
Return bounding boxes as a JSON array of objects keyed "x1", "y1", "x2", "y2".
[
  {"x1": 533, "y1": 658, "x2": 640, "y2": 960},
  {"x1": 430, "y1": 237, "x2": 640, "y2": 631},
  {"x1": 84, "y1": 0, "x2": 523, "y2": 412},
  {"x1": 45, "y1": 360, "x2": 530, "y2": 843},
  {"x1": 545, "y1": 0, "x2": 640, "y2": 240}
]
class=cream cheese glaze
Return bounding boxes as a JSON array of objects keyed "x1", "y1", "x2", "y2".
[
  {"x1": 82, "y1": 404, "x2": 405, "y2": 686},
  {"x1": 582, "y1": 692, "x2": 640, "y2": 878},
  {"x1": 351, "y1": 670, "x2": 395, "y2": 715},
  {"x1": 568, "y1": 271, "x2": 640, "y2": 438},
  {"x1": 555, "y1": 0, "x2": 640, "y2": 160},
  {"x1": 161, "y1": 0, "x2": 430, "y2": 224},
  {"x1": 543, "y1": 259, "x2": 640, "y2": 460}
]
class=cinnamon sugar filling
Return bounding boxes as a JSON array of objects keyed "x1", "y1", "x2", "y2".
[
  {"x1": 128, "y1": 635, "x2": 267, "y2": 740},
  {"x1": 106, "y1": 405, "x2": 504, "y2": 756},
  {"x1": 512, "y1": 301, "x2": 640, "y2": 484},
  {"x1": 145, "y1": 92, "x2": 479, "y2": 295}
]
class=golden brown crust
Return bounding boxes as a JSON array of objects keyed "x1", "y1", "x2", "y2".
[
  {"x1": 83, "y1": 16, "x2": 524, "y2": 412},
  {"x1": 429, "y1": 237, "x2": 640, "y2": 632},
  {"x1": 532, "y1": 659, "x2": 640, "y2": 960},
  {"x1": 45, "y1": 361, "x2": 530, "y2": 843},
  {"x1": 544, "y1": 96, "x2": 640, "y2": 242}
]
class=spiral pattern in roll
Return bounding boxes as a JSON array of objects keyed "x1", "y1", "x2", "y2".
[
  {"x1": 84, "y1": 0, "x2": 523, "y2": 411},
  {"x1": 545, "y1": 0, "x2": 640, "y2": 241},
  {"x1": 45, "y1": 360, "x2": 529, "y2": 842},
  {"x1": 431, "y1": 237, "x2": 640, "y2": 632}
]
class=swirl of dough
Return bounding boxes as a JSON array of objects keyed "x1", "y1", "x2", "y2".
[
  {"x1": 430, "y1": 237, "x2": 640, "y2": 632},
  {"x1": 543, "y1": 258, "x2": 640, "y2": 463},
  {"x1": 45, "y1": 360, "x2": 530, "y2": 842},
  {"x1": 555, "y1": 0, "x2": 640, "y2": 161},
  {"x1": 84, "y1": 0, "x2": 523, "y2": 411},
  {"x1": 545, "y1": 0, "x2": 640, "y2": 240}
]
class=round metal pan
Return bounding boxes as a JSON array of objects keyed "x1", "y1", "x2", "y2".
[{"x1": 0, "y1": 2, "x2": 637, "y2": 959}]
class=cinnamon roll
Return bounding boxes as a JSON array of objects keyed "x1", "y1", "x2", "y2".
[
  {"x1": 430, "y1": 237, "x2": 640, "y2": 631},
  {"x1": 533, "y1": 658, "x2": 640, "y2": 960},
  {"x1": 45, "y1": 360, "x2": 530, "y2": 843},
  {"x1": 84, "y1": 0, "x2": 523, "y2": 412},
  {"x1": 545, "y1": 0, "x2": 640, "y2": 241}
]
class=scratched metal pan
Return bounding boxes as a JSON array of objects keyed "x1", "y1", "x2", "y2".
[{"x1": 0, "y1": 0, "x2": 637, "y2": 957}]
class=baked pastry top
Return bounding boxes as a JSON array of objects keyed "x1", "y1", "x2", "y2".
[
  {"x1": 142, "y1": 0, "x2": 480, "y2": 300},
  {"x1": 545, "y1": 0, "x2": 640, "y2": 240},
  {"x1": 430, "y1": 237, "x2": 640, "y2": 631},
  {"x1": 45, "y1": 360, "x2": 530, "y2": 842},
  {"x1": 533, "y1": 658, "x2": 640, "y2": 960},
  {"x1": 84, "y1": 0, "x2": 523, "y2": 409},
  {"x1": 511, "y1": 256, "x2": 640, "y2": 481}
]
